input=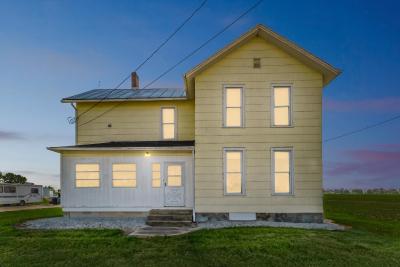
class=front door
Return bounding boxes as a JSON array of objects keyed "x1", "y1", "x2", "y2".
[{"x1": 164, "y1": 163, "x2": 185, "y2": 207}]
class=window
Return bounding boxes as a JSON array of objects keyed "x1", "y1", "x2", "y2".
[
  {"x1": 224, "y1": 87, "x2": 243, "y2": 127},
  {"x1": 224, "y1": 149, "x2": 245, "y2": 195},
  {"x1": 4, "y1": 186, "x2": 16, "y2": 193},
  {"x1": 167, "y1": 164, "x2": 182, "y2": 187},
  {"x1": 253, "y1": 58, "x2": 261, "y2": 68},
  {"x1": 112, "y1": 163, "x2": 136, "y2": 187},
  {"x1": 161, "y1": 107, "x2": 176, "y2": 140},
  {"x1": 272, "y1": 86, "x2": 291, "y2": 126},
  {"x1": 31, "y1": 188, "x2": 39, "y2": 194},
  {"x1": 272, "y1": 148, "x2": 293, "y2": 194},
  {"x1": 0, "y1": 186, "x2": 3, "y2": 193},
  {"x1": 76, "y1": 163, "x2": 100, "y2": 188},
  {"x1": 152, "y1": 163, "x2": 161, "y2": 187}
]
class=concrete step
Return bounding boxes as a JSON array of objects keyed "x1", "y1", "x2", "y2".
[
  {"x1": 149, "y1": 209, "x2": 193, "y2": 216},
  {"x1": 146, "y1": 220, "x2": 194, "y2": 227},
  {"x1": 147, "y1": 214, "x2": 192, "y2": 221}
]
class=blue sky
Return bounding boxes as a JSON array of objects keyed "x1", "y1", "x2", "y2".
[{"x1": 0, "y1": 0, "x2": 399, "y2": 189}]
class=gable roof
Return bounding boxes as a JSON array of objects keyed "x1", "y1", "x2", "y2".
[
  {"x1": 184, "y1": 24, "x2": 341, "y2": 92},
  {"x1": 62, "y1": 88, "x2": 186, "y2": 103}
]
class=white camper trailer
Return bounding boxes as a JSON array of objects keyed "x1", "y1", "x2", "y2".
[{"x1": 0, "y1": 183, "x2": 43, "y2": 205}]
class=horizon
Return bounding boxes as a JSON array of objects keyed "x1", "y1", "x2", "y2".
[{"x1": 0, "y1": 0, "x2": 399, "y2": 189}]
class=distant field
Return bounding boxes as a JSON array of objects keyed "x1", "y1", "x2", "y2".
[{"x1": 0, "y1": 194, "x2": 399, "y2": 266}]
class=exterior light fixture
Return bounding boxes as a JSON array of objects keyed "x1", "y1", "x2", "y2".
[{"x1": 145, "y1": 152, "x2": 151, "y2": 157}]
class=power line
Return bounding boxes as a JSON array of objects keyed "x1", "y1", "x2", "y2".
[
  {"x1": 73, "y1": 0, "x2": 208, "y2": 123},
  {"x1": 78, "y1": 0, "x2": 264, "y2": 127},
  {"x1": 324, "y1": 114, "x2": 400, "y2": 143}
]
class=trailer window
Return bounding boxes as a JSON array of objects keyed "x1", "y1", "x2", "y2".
[
  {"x1": 31, "y1": 188, "x2": 39, "y2": 194},
  {"x1": 4, "y1": 186, "x2": 16, "y2": 193},
  {"x1": 0, "y1": 186, "x2": 3, "y2": 193}
]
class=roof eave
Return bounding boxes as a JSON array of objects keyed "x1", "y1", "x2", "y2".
[
  {"x1": 47, "y1": 146, "x2": 194, "y2": 153},
  {"x1": 61, "y1": 97, "x2": 189, "y2": 103}
]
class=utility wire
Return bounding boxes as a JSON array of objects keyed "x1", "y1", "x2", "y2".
[
  {"x1": 78, "y1": 0, "x2": 264, "y2": 127},
  {"x1": 324, "y1": 114, "x2": 400, "y2": 143},
  {"x1": 73, "y1": 0, "x2": 208, "y2": 123}
]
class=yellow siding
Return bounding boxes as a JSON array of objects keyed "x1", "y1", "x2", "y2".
[
  {"x1": 194, "y1": 36, "x2": 323, "y2": 213},
  {"x1": 76, "y1": 100, "x2": 194, "y2": 144}
]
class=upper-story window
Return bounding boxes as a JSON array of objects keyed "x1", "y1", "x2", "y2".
[
  {"x1": 161, "y1": 107, "x2": 176, "y2": 140},
  {"x1": 272, "y1": 86, "x2": 292, "y2": 126},
  {"x1": 224, "y1": 87, "x2": 243, "y2": 127}
]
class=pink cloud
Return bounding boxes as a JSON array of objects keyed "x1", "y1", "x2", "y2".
[{"x1": 324, "y1": 97, "x2": 400, "y2": 112}]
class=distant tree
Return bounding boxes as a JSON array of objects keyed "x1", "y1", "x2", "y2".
[{"x1": 0, "y1": 172, "x2": 27, "y2": 184}]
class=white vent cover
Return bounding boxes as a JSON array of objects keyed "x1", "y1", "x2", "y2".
[{"x1": 229, "y1": 212, "x2": 256, "y2": 221}]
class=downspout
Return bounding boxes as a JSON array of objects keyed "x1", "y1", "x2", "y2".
[{"x1": 192, "y1": 148, "x2": 196, "y2": 222}]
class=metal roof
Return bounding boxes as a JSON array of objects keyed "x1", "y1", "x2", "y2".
[{"x1": 62, "y1": 88, "x2": 187, "y2": 103}]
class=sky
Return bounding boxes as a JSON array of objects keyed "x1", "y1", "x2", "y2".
[{"x1": 0, "y1": 0, "x2": 399, "y2": 189}]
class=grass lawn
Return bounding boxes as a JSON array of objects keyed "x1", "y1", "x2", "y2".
[{"x1": 0, "y1": 194, "x2": 399, "y2": 266}]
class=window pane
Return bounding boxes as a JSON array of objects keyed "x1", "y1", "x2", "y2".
[
  {"x1": 113, "y1": 172, "x2": 136, "y2": 180},
  {"x1": 76, "y1": 164, "x2": 99, "y2": 172},
  {"x1": 274, "y1": 87, "x2": 289, "y2": 106},
  {"x1": 274, "y1": 106, "x2": 289, "y2": 126},
  {"x1": 152, "y1": 163, "x2": 160, "y2": 172},
  {"x1": 226, "y1": 152, "x2": 242, "y2": 173},
  {"x1": 226, "y1": 88, "x2": 241, "y2": 107},
  {"x1": 113, "y1": 179, "x2": 136, "y2": 187},
  {"x1": 168, "y1": 165, "x2": 182, "y2": 176},
  {"x1": 152, "y1": 179, "x2": 161, "y2": 187},
  {"x1": 113, "y1": 163, "x2": 136, "y2": 172},
  {"x1": 275, "y1": 173, "x2": 290, "y2": 193},
  {"x1": 226, "y1": 107, "x2": 241, "y2": 127},
  {"x1": 163, "y1": 124, "x2": 175, "y2": 139},
  {"x1": 226, "y1": 173, "x2": 242, "y2": 193},
  {"x1": 162, "y1": 108, "x2": 175, "y2": 123},
  {"x1": 274, "y1": 151, "x2": 290, "y2": 172},
  {"x1": 76, "y1": 180, "x2": 100, "y2": 188},
  {"x1": 168, "y1": 175, "x2": 182, "y2": 186},
  {"x1": 0, "y1": 187, "x2": 2, "y2": 193},
  {"x1": 76, "y1": 172, "x2": 99, "y2": 180}
]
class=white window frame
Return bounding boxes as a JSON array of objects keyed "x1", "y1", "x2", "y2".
[
  {"x1": 271, "y1": 147, "x2": 294, "y2": 195},
  {"x1": 271, "y1": 84, "x2": 293, "y2": 127},
  {"x1": 223, "y1": 148, "x2": 246, "y2": 196},
  {"x1": 223, "y1": 85, "x2": 245, "y2": 128},
  {"x1": 151, "y1": 163, "x2": 162, "y2": 188},
  {"x1": 112, "y1": 163, "x2": 137, "y2": 188},
  {"x1": 75, "y1": 163, "x2": 101, "y2": 188},
  {"x1": 161, "y1": 107, "x2": 177, "y2": 140}
]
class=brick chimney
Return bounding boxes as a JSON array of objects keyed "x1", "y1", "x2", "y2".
[{"x1": 131, "y1": 72, "x2": 139, "y2": 89}]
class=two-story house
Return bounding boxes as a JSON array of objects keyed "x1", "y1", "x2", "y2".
[{"x1": 49, "y1": 24, "x2": 340, "y2": 224}]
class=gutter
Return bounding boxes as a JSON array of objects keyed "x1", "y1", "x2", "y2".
[{"x1": 47, "y1": 146, "x2": 195, "y2": 153}]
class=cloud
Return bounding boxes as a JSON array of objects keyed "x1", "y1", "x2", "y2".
[
  {"x1": 2, "y1": 169, "x2": 60, "y2": 189},
  {"x1": 0, "y1": 130, "x2": 25, "y2": 140},
  {"x1": 324, "y1": 145, "x2": 400, "y2": 188},
  {"x1": 324, "y1": 97, "x2": 400, "y2": 113}
]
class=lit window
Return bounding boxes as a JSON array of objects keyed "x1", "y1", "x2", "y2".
[
  {"x1": 272, "y1": 86, "x2": 291, "y2": 126},
  {"x1": 224, "y1": 149, "x2": 244, "y2": 194},
  {"x1": 224, "y1": 87, "x2": 243, "y2": 127},
  {"x1": 272, "y1": 149, "x2": 293, "y2": 194},
  {"x1": 161, "y1": 108, "x2": 176, "y2": 140},
  {"x1": 76, "y1": 164, "x2": 100, "y2": 188},
  {"x1": 167, "y1": 165, "x2": 182, "y2": 187},
  {"x1": 152, "y1": 163, "x2": 161, "y2": 187},
  {"x1": 112, "y1": 163, "x2": 136, "y2": 187}
]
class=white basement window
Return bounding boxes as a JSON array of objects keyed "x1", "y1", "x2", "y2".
[
  {"x1": 161, "y1": 107, "x2": 176, "y2": 140},
  {"x1": 224, "y1": 87, "x2": 243, "y2": 127},
  {"x1": 272, "y1": 148, "x2": 293, "y2": 195},
  {"x1": 76, "y1": 164, "x2": 100, "y2": 188},
  {"x1": 152, "y1": 163, "x2": 161, "y2": 187},
  {"x1": 112, "y1": 163, "x2": 137, "y2": 187},
  {"x1": 224, "y1": 149, "x2": 245, "y2": 195},
  {"x1": 272, "y1": 86, "x2": 291, "y2": 126}
]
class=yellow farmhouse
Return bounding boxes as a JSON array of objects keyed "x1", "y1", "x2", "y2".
[{"x1": 49, "y1": 24, "x2": 340, "y2": 225}]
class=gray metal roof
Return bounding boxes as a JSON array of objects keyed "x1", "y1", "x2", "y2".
[{"x1": 62, "y1": 88, "x2": 187, "y2": 102}]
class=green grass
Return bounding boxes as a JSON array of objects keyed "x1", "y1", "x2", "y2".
[{"x1": 0, "y1": 194, "x2": 399, "y2": 266}]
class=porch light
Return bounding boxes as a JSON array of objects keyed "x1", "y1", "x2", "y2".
[{"x1": 145, "y1": 152, "x2": 151, "y2": 157}]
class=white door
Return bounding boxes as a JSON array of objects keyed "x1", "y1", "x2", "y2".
[{"x1": 164, "y1": 163, "x2": 185, "y2": 207}]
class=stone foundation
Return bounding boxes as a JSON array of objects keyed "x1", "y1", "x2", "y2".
[
  {"x1": 196, "y1": 212, "x2": 323, "y2": 223},
  {"x1": 64, "y1": 211, "x2": 148, "y2": 218}
]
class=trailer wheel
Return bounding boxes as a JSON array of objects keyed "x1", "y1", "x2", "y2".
[{"x1": 19, "y1": 200, "x2": 26, "y2": 206}]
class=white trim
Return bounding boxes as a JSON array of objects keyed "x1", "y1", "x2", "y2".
[
  {"x1": 271, "y1": 84, "x2": 293, "y2": 127},
  {"x1": 222, "y1": 85, "x2": 245, "y2": 128},
  {"x1": 271, "y1": 147, "x2": 294, "y2": 196},
  {"x1": 160, "y1": 106, "x2": 177, "y2": 140},
  {"x1": 223, "y1": 147, "x2": 246, "y2": 196},
  {"x1": 48, "y1": 146, "x2": 194, "y2": 152}
]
